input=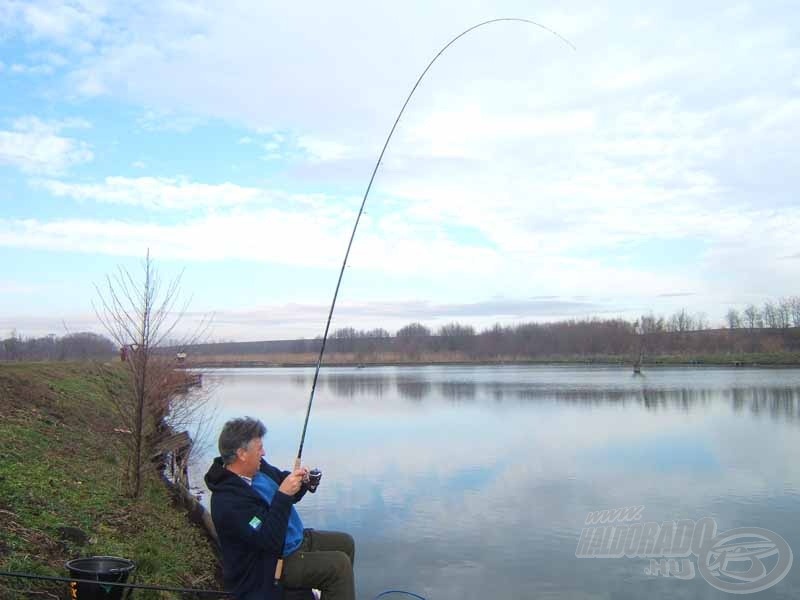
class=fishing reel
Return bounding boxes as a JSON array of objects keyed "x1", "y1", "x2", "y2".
[{"x1": 303, "y1": 468, "x2": 322, "y2": 493}]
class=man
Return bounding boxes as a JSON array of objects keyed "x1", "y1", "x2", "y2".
[{"x1": 205, "y1": 417, "x2": 355, "y2": 600}]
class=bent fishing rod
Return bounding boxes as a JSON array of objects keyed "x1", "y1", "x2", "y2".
[
  {"x1": 273, "y1": 16, "x2": 574, "y2": 587},
  {"x1": 293, "y1": 18, "x2": 575, "y2": 471}
]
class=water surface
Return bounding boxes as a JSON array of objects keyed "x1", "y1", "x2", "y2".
[{"x1": 192, "y1": 365, "x2": 800, "y2": 599}]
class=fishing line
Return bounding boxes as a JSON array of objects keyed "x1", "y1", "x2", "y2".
[{"x1": 294, "y1": 18, "x2": 574, "y2": 466}]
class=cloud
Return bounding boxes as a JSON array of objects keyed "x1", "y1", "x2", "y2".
[
  {"x1": 36, "y1": 176, "x2": 267, "y2": 210},
  {"x1": 211, "y1": 297, "x2": 602, "y2": 327},
  {"x1": 0, "y1": 116, "x2": 93, "y2": 174},
  {"x1": 405, "y1": 106, "x2": 595, "y2": 160},
  {"x1": 237, "y1": 132, "x2": 348, "y2": 162},
  {"x1": 0, "y1": 281, "x2": 40, "y2": 294},
  {"x1": 296, "y1": 136, "x2": 352, "y2": 162},
  {"x1": 10, "y1": 62, "x2": 55, "y2": 75},
  {"x1": 2, "y1": 1, "x2": 799, "y2": 335},
  {"x1": 5, "y1": 0, "x2": 107, "y2": 47},
  {"x1": 0, "y1": 211, "x2": 495, "y2": 275},
  {"x1": 6, "y1": 51, "x2": 68, "y2": 76},
  {"x1": 178, "y1": 296, "x2": 611, "y2": 340},
  {"x1": 137, "y1": 109, "x2": 205, "y2": 133}
]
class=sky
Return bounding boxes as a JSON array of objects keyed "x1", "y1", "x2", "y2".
[{"x1": 0, "y1": 0, "x2": 798, "y2": 342}]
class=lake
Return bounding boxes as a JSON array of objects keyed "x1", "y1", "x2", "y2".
[{"x1": 191, "y1": 365, "x2": 800, "y2": 599}]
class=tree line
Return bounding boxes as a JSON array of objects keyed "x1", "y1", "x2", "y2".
[
  {"x1": 188, "y1": 299, "x2": 800, "y2": 360},
  {"x1": 5, "y1": 297, "x2": 800, "y2": 364},
  {"x1": 723, "y1": 297, "x2": 800, "y2": 330},
  {"x1": 0, "y1": 330, "x2": 116, "y2": 361}
]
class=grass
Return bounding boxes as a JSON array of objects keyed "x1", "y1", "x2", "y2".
[{"x1": 0, "y1": 362, "x2": 222, "y2": 599}]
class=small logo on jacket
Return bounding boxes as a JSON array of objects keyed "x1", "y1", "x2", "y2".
[{"x1": 249, "y1": 516, "x2": 262, "y2": 530}]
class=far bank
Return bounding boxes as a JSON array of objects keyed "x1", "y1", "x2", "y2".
[{"x1": 186, "y1": 350, "x2": 800, "y2": 369}]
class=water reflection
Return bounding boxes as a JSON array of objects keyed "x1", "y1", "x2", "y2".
[
  {"x1": 197, "y1": 366, "x2": 800, "y2": 600},
  {"x1": 324, "y1": 373, "x2": 388, "y2": 398},
  {"x1": 395, "y1": 378, "x2": 431, "y2": 401},
  {"x1": 439, "y1": 381, "x2": 477, "y2": 401},
  {"x1": 286, "y1": 368, "x2": 800, "y2": 419}
]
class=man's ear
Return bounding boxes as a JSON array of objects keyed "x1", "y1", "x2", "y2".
[{"x1": 235, "y1": 447, "x2": 247, "y2": 462}]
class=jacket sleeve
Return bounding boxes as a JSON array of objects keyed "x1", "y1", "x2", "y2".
[
  {"x1": 262, "y1": 460, "x2": 308, "y2": 503},
  {"x1": 214, "y1": 489, "x2": 295, "y2": 556}
]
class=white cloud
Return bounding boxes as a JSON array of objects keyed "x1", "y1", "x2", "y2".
[
  {"x1": 9, "y1": 0, "x2": 108, "y2": 46},
  {"x1": 0, "y1": 116, "x2": 93, "y2": 174},
  {"x1": 34, "y1": 50, "x2": 68, "y2": 67},
  {"x1": 403, "y1": 105, "x2": 595, "y2": 160},
  {"x1": 131, "y1": 160, "x2": 146, "y2": 169},
  {"x1": 7, "y1": 51, "x2": 68, "y2": 75},
  {"x1": 137, "y1": 109, "x2": 205, "y2": 133},
  {"x1": 1, "y1": 0, "x2": 798, "y2": 334},
  {"x1": 10, "y1": 62, "x2": 55, "y2": 75},
  {"x1": 296, "y1": 136, "x2": 352, "y2": 162},
  {"x1": 0, "y1": 211, "x2": 492, "y2": 276},
  {"x1": 0, "y1": 281, "x2": 39, "y2": 294},
  {"x1": 36, "y1": 176, "x2": 266, "y2": 211}
]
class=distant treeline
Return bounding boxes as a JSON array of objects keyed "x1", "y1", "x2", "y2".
[
  {"x1": 187, "y1": 300, "x2": 800, "y2": 360},
  {"x1": 0, "y1": 331, "x2": 116, "y2": 361},
  {"x1": 722, "y1": 297, "x2": 800, "y2": 331},
  {"x1": 6, "y1": 298, "x2": 800, "y2": 363}
]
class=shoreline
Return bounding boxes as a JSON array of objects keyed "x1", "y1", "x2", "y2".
[{"x1": 185, "y1": 354, "x2": 800, "y2": 369}]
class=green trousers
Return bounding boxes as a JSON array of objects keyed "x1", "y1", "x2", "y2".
[{"x1": 281, "y1": 529, "x2": 355, "y2": 600}]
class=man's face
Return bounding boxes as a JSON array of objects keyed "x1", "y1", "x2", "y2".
[{"x1": 239, "y1": 436, "x2": 265, "y2": 476}]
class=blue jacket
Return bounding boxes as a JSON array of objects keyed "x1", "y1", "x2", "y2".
[{"x1": 204, "y1": 457, "x2": 307, "y2": 600}]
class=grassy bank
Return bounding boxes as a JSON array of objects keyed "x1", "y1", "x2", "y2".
[
  {"x1": 0, "y1": 362, "x2": 222, "y2": 599},
  {"x1": 186, "y1": 350, "x2": 800, "y2": 368}
]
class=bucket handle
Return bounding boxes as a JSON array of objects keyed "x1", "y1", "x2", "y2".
[{"x1": 121, "y1": 564, "x2": 137, "y2": 600}]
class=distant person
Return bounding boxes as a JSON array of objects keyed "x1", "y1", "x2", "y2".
[{"x1": 205, "y1": 417, "x2": 355, "y2": 600}]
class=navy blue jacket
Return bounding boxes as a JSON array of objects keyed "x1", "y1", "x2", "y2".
[{"x1": 205, "y1": 457, "x2": 307, "y2": 600}]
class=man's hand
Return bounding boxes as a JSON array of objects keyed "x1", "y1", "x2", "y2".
[{"x1": 278, "y1": 469, "x2": 306, "y2": 496}]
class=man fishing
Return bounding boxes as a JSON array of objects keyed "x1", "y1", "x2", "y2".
[
  {"x1": 204, "y1": 19, "x2": 570, "y2": 600},
  {"x1": 205, "y1": 417, "x2": 355, "y2": 600}
]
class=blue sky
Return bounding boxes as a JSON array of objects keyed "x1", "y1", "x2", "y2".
[{"x1": 1, "y1": 0, "x2": 798, "y2": 341}]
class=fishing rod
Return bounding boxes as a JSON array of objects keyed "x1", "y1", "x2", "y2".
[
  {"x1": 275, "y1": 16, "x2": 574, "y2": 588},
  {"x1": 293, "y1": 18, "x2": 574, "y2": 473}
]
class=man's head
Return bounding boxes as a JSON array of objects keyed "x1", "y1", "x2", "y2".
[{"x1": 218, "y1": 417, "x2": 267, "y2": 477}]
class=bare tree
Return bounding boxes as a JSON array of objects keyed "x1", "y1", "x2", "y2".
[
  {"x1": 3, "y1": 329, "x2": 21, "y2": 361},
  {"x1": 668, "y1": 309, "x2": 694, "y2": 333},
  {"x1": 94, "y1": 250, "x2": 210, "y2": 498},
  {"x1": 743, "y1": 304, "x2": 761, "y2": 331},
  {"x1": 763, "y1": 301, "x2": 779, "y2": 329},
  {"x1": 777, "y1": 298, "x2": 792, "y2": 329},
  {"x1": 725, "y1": 308, "x2": 741, "y2": 330},
  {"x1": 396, "y1": 322, "x2": 432, "y2": 337},
  {"x1": 395, "y1": 322, "x2": 432, "y2": 358},
  {"x1": 791, "y1": 296, "x2": 800, "y2": 328}
]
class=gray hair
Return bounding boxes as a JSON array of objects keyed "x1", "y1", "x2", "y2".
[{"x1": 218, "y1": 417, "x2": 267, "y2": 465}]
